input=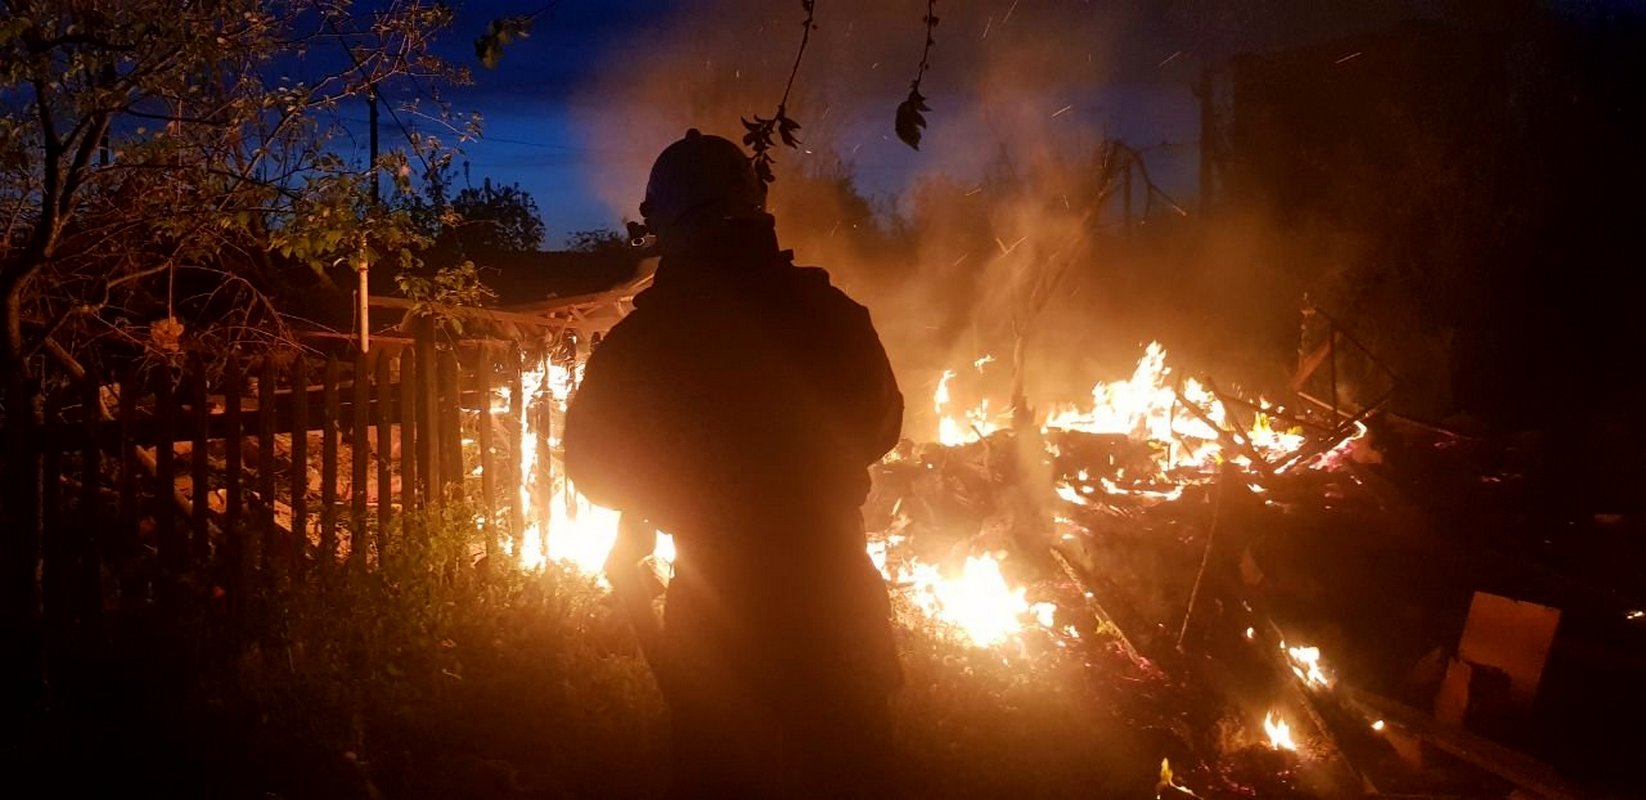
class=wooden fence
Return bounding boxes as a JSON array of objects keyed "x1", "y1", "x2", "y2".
[{"x1": 4, "y1": 336, "x2": 564, "y2": 627}]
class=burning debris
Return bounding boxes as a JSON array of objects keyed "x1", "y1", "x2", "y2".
[
  {"x1": 450, "y1": 323, "x2": 1612, "y2": 797},
  {"x1": 477, "y1": 335, "x2": 1425, "y2": 795}
]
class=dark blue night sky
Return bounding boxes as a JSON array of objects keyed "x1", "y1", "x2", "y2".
[{"x1": 340, "y1": 0, "x2": 1639, "y2": 246}]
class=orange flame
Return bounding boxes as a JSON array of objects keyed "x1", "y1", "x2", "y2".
[{"x1": 1264, "y1": 710, "x2": 1298, "y2": 751}]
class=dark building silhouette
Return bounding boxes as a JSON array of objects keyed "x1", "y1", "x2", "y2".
[{"x1": 1219, "y1": 13, "x2": 1646, "y2": 433}]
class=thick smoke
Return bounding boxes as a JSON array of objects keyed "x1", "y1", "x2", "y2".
[{"x1": 567, "y1": 2, "x2": 1434, "y2": 433}]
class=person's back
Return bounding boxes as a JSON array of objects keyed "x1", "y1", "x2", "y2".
[{"x1": 563, "y1": 130, "x2": 904, "y2": 798}]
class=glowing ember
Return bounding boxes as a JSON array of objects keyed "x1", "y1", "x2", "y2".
[
  {"x1": 1158, "y1": 757, "x2": 1200, "y2": 797},
  {"x1": 1264, "y1": 710, "x2": 1298, "y2": 751},
  {"x1": 1054, "y1": 482, "x2": 1091, "y2": 506},
  {"x1": 1371, "y1": 719, "x2": 1386, "y2": 732},
  {"x1": 1030, "y1": 601, "x2": 1058, "y2": 630},
  {"x1": 1244, "y1": 626, "x2": 1255, "y2": 640}
]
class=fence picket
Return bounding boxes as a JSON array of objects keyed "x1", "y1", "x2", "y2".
[
  {"x1": 438, "y1": 349, "x2": 462, "y2": 502},
  {"x1": 190, "y1": 358, "x2": 211, "y2": 566},
  {"x1": 476, "y1": 345, "x2": 496, "y2": 563},
  {"x1": 155, "y1": 370, "x2": 179, "y2": 581},
  {"x1": 117, "y1": 366, "x2": 140, "y2": 604},
  {"x1": 80, "y1": 377, "x2": 102, "y2": 621},
  {"x1": 535, "y1": 353, "x2": 552, "y2": 558},
  {"x1": 41, "y1": 390, "x2": 64, "y2": 626},
  {"x1": 351, "y1": 349, "x2": 370, "y2": 569},
  {"x1": 222, "y1": 362, "x2": 244, "y2": 603},
  {"x1": 374, "y1": 348, "x2": 393, "y2": 551},
  {"x1": 321, "y1": 354, "x2": 340, "y2": 572},
  {"x1": 417, "y1": 329, "x2": 439, "y2": 511},
  {"x1": 507, "y1": 349, "x2": 525, "y2": 556},
  {"x1": 257, "y1": 359, "x2": 277, "y2": 574},
  {"x1": 399, "y1": 346, "x2": 417, "y2": 518},
  {"x1": 290, "y1": 357, "x2": 309, "y2": 574}
]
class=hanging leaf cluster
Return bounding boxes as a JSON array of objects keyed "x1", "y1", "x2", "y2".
[
  {"x1": 739, "y1": 0, "x2": 814, "y2": 184},
  {"x1": 741, "y1": 108, "x2": 802, "y2": 185},
  {"x1": 896, "y1": 1, "x2": 939, "y2": 150},
  {"x1": 475, "y1": 15, "x2": 532, "y2": 69}
]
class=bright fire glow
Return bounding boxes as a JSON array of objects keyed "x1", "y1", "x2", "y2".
[
  {"x1": 1371, "y1": 719, "x2": 1386, "y2": 732},
  {"x1": 1285, "y1": 643, "x2": 1330, "y2": 687},
  {"x1": 1040, "y1": 342, "x2": 1306, "y2": 477},
  {"x1": 933, "y1": 364, "x2": 1007, "y2": 446},
  {"x1": 895, "y1": 553, "x2": 1031, "y2": 647},
  {"x1": 503, "y1": 360, "x2": 668, "y2": 577},
  {"x1": 493, "y1": 340, "x2": 1356, "y2": 655},
  {"x1": 1264, "y1": 711, "x2": 1298, "y2": 751},
  {"x1": 927, "y1": 342, "x2": 1339, "y2": 492}
]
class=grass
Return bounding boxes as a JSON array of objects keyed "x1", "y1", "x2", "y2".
[{"x1": 17, "y1": 511, "x2": 1175, "y2": 799}]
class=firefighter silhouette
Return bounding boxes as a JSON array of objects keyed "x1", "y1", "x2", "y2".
[{"x1": 565, "y1": 129, "x2": 904, "y2": 798}]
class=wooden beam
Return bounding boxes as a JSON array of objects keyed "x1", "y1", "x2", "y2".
[{"x1": 1345, "y1": 688, "x2": 1580, "y2": 800}]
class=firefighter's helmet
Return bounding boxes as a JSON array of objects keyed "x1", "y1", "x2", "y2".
[{"x1": 640, "y1": 129, "x2": 767, "y2": 236}]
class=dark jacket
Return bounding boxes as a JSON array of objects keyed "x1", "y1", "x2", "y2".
[{"x1": 563, "y1": 218, "x2": 902, "y2": 554}]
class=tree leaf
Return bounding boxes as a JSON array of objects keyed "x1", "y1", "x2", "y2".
[
  {"x1": 777, "y1": 113, "x2": 802, "y2": 148},
  {"x1": 895, "y1": 87, "x2": 930, "y2": 150}
]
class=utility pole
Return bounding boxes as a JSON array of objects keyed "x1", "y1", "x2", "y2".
[
  {"x1": 368, "y1": 87, "x2": 380, "y2": 204},
  {"x1": 360, "y1": 87, "x2": 379, "y2": 351}
]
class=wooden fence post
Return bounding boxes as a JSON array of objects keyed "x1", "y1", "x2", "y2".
[
  {"x1": 154, "y1": 369, "x2": 178, "y2": 583},
  {"x1": 374, "y1": 348, "x2": 393, "y2": 555},
  {"x1": 290, "y1": 357, "x2": 309, "y2": 575},
  {"x1": 535, "y1": 352, "x2": 552, "y2": 560},
  {"x1": 438, "y1": 349, "x2": 462, "y2": 503},
  {"x1": 79, "y1": 376, "x2": 102, "y2": 622},
  {"x1": 506, "y1": 347, "x2": 525, "y2": 557},
  {"x1": 351, "y1": 349, "x2": 370, "y2": 570},
  {"x1": 189, "y1": 358, "x2": 211, "y2": 568},
  {"x1": 117, "y1": 365, "x2": 140, "y2": 605},
  {"x1": 475, "y1": 344, "x2": 496, "y2": 566},
  {"x1": 257, "y1": 358, "x2": 277, "y2": 575},
  {"x1": 40, "y1": 390, "x2": 64, "y2": 628},
  {"x1": 417, "y1": 327, "x2": 440, "y2": 512},
  {"x1": 222, "y1": 362, "x2": 244, "y2": 607},
  {"x1": 321, "y1": 353, "x2": 340, "y2": 573},
  {"x1": 399, "y1": 346, "x2": 417, "y2": 520}
]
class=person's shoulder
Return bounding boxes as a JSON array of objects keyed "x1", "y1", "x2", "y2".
[{"x1": 789, "y1": 265, "x2": 870, "y2": 318}]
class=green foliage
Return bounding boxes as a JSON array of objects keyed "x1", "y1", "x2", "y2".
[
  {"x1": 0, "y1": 0, "x2": 471, "y2": 371},
  {"x1": 394, "y1": 259, "x2": 497, "y2": 334},
  {"x1": 563, "y1": 227, "x2": 629, "y2": 254},
  {"x1": 446, "y1": 178, "x2": 546, "y2": 254}
]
